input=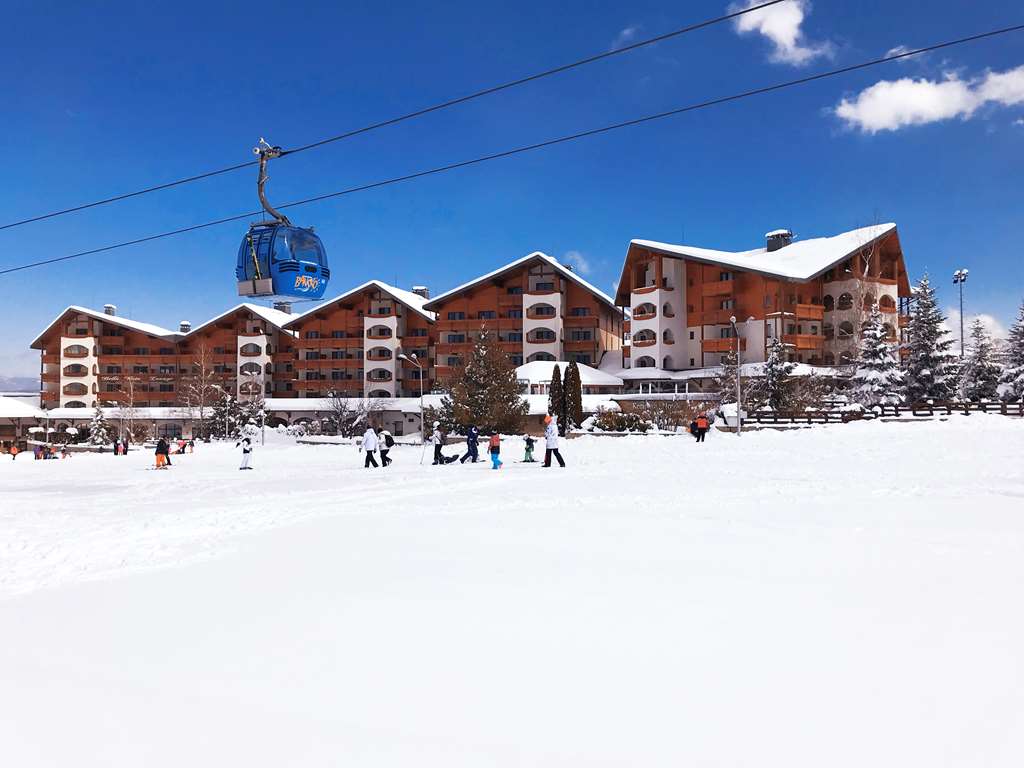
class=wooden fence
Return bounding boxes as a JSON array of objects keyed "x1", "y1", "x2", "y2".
[{"x1": 745, "y1": 400, "x2": 1023, "y2": 426}]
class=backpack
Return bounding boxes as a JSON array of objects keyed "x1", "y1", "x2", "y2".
[{"x1": 384, "y1": 433, "x2": 395, "y2": 448}]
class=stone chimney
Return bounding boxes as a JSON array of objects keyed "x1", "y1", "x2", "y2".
[
  {"x1": 272, "y1": 301, "x2": 293, "y2": 314},
  {"x1": 765, "y1": 229, "x2": 793, "y2": 252},
  {"x1": 179, "y1": 320, "x2": 192, "y2": 333},
  {"x1": 411, "y1": 286, "x2": 430, "y2": 299},
  {"x1": 103, "y1": 304, "x2": 117, "y2": 316}
]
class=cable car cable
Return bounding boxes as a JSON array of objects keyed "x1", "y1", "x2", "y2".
[
  {"x1": 1, "y1": 22, "x2": 1021, "y2": 278},
  {"x1": 0, "y1": 0, "x2": 788, "y2": 233}
]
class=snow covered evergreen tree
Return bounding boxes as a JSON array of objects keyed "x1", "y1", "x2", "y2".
[
  {"x1": 564, "y1": 360, "x2": 584, "y2": 430},
  {"x1": 438, "y1": 329, "x2": 527, "y2": 433},
  {"x1": 904, "y1": 275, "x2": 955, "y2": 403},
  {"x1": 206, "y1": 393, "x2": 243, "y2": 439},
  {"x1": 748, "y1": 338, "x2": 795, "y2": 411},
  {"x1": 998, "y1": 300, "x2": 1024, "y2": 402},
  {"x1": 240, "y1": 391, "x2": 267, "y2": 432},
  {"x1": 715, "y1": 348, "x2": 740, "y2": 405},
  {"x1": 548, "y1": 364, "x2": 564, "y2": 428},
  {"x1": 87, "y1": 406, "x2": 113, "y2": 446},
  {"x1": 959, "y1": 319, "x2": 1002, "y2": 401},
  {"x1": 849, "y1": 304, "x2": 904, "y2": 406}
]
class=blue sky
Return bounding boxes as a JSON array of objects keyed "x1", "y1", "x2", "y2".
[{"x1": 2, "y1": 0, "x2": 1022, "y2": 375}]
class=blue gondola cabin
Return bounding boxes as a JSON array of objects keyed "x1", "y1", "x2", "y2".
[{"x1": 236, "y1": 224, "x2": 330, "y2": 300}]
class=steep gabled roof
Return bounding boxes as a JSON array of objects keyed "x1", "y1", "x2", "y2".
[
  {"x1": 617, "y1": 224, "x2": 900, "y2": 304},
  {"x1": 422, "y1": 252, "x2": 617, "y2": 311},
  {"x1": 31, "y1": 306, "x2": 180, "y2": 348},
  {"x1": 285, "y1": 280, "x2": 436, "y2": 327},
  {"x1": 186, "y1": 302, "x2": 297, "y2": 337}
]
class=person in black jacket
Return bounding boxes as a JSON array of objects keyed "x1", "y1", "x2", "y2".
[
  {"x1": 460, "y1": 424, "x2": 480, "y2": 464},
  {"x1": 155, "y1": 437, "x2": 172, "y2": 467}
]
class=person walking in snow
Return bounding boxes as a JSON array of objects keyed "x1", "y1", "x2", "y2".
[
  {"x1": 487, "y1": 432, "x2": 503, "y2": 470},
  {"x1": 431, "y1": 422, "x2": 448, "y2": 465},
  {"x1": 460, "y1": 424, "x2": 480, "y2": 464},
  {"x1": 695, "y1": 413, "x2": 709, "y2": 443},
  {"x1": 542, "y1": 415, "x2": 565, "y2": 468},
  {"x1": 236, "y1": 435, "x2": 253, "y2": 470},
  {"x1": 10, "y1": 444, "x2": 18, "y2": 460},
  {"x1": 523, "y1": 435, "x2": 536, "y2": 463},
  {"x1": 360, "y1": 426, "x2": 380, "y2": 468},
  {"x1": 378, "y1": 428, "x2": 395, "y2": 466}
]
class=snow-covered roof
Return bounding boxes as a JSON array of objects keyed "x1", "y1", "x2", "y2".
[
  {"x1": 0, "y1": 395, "x2": 44, "y2": 419},
  {"x1": 287, "y1": 280, "x2": 436, "y2": 326},
  {"x1": 265, "y1": 395, "x2": 619, "y2": 417},
  {"x1": 423, "y1": 252, "x2": 616, "y2": 311},
  {"x1": 515, "y1": 360, "x2": 623, "y2": 387},
  {"x1": 31, "y1": 305, "x2": 180, "y2": 347},
  {"x1": 599, "y1": 361, "x2": 842, "y2": 382},
  {"x1": 186, "y1": 302, "x2": 297, "y2": 336},
  {"x1": 765, "y1": 229, "x2": 792, "y2": 238},
  {"x1": 622, "y1": 224, "x2": 898, "y2": 301}
]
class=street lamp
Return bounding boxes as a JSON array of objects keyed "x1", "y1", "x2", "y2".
[
  {"x1": 953, "y1": 268, "x2": 968, "y2": 358},
  {"x1": 728, "y1": 316, "x2": 756, "y2": 437},
  {"x1": 398, "y1": 352, "x2": 425, "y2": 446}
]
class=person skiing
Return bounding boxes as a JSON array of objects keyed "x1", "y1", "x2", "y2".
[
  {"x1": 155, "y1": 437, "x2": 171, "y2": 468},
  {"x1": 378, "y1": 428, "x2": 395, "y2": 466},
  {"x1": 523, "y1": 435, "x2": 536, "y2": 463},
  {"x1": 460, "y1": 424, "x2": 480, "y2": 464},
  {"x1": 695, "y1": 413, "x2": 710, "y2": 443},
  {"x1": 360, "y1": 426, "x2": 380, "y2": 468},
  {"x1": 487, "y1": 432, "x2": 502, "y2": 469},
  {"x1": 236, "y1": 435, "x2": 253, "y2": 470},
  {"x1": 542, "y1": 415, "x2": 565, "y2": 467}
]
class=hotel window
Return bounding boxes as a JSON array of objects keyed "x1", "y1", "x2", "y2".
[
  {"x1": 720, "y1": 298, "x2": 736, "y2": 310},
  {"x1": 531, "y1": 305, "x2": 556, "y2": 317},
  {"x1": 158, "y1": 347, "x2": 174, "y2": 355},
  {"x1": 478, "y1": 310, "x2": 496, "y2": 319},
  {"x1": 447, "y1": 311, "x2": 466, "y2": 320},
  {"x1": 507, "y1": 286, "x2": 523, "y2": 295},
  {"x1": 448, "y1": 334, "x2": 466, "y2": 344},
  {"x1": 569, "y1": 307, "x2": 591, "y2": 317},
  {"x1": 133, "y1": 365, "x2": 149, "y2": 374},
  {"x1": 719, "y1": 327, "x2": 736, "y2": 339},
  {"x1": 158, "y1": 365, "x2": 175, "y2": 374},
  {"x1": 509, "y1": 355, "x2": 523, "y2": 365},
  {"x1": 305, "y1": 330, "x2": 320, "y2": 339},
  {"x1": 408, "y1": 328, "x2": 428, "y2": 337},
  {"x1": 689, "y1": 358, "x2": 695, "y2": 366},
  {"x1": 305, "y1": 351, "x2": 320, "y2": 360},
  {"x1": 764, "y1": 295, "x2": 772, "y2": 308},
  {"x1": 105, "y1": 365, "x2": 121, "y2": 374},
  {"x1": 213, "y1": 347, "x2": 225, "y2": 355},
  {"x1": 571, "y1": 354, "x2": 592, "y2": 365},
  {"x1": 102, "y1": 347, "x2": 122, "y2": 355},
  {"x1": 104, "y1": 383, "x2": 120, "y2": 392},
  {"x1": 331, "y1": 330, "x2": 346, "y2": 338},
  {"x1": 506, "y1": 332, "x2": 523, "y2": 342},
  {"x1": 689, "y1": 331, "x2": 695, "y2": 340},
  {"x1": 133, "y1": 347, "x2": 150, "y2": 355},
  {"x1": 446, "y1": 356, "x2": 461, "y2": 367},
  {"x1": 569, "y1": 330, "x2": 592, "y2": 341},
  {"x1": 507, "y1": 308, "x2": 523, "y2": 319},
  {"x1": 535, "y1": 281, "x2": 554, "y2": 291},
  {"x1": 719, "y1": 272, "x2": 733, "y2": 282},
  {"x1": 159, "y1": 384, "x2": 174, "y2": 392}
]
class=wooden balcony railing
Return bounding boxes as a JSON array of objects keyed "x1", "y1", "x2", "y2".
[
  {"x1": 782, "y1": 334, "x2": 826, "y2": 351},
  {"x1": 701, "y1": 338, "x2": 745, "y2": 353},
  {"x1": 701, "y1": 281, "x2": 734, "y2": 298},
  {"x1": 795, "y1": 304, "x2": 825, "y2": 321}
]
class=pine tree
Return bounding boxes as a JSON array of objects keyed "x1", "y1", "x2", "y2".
[
  {"x1": 959, "y1": 319, "x2": 1002, "y2": 401},
  {"x1": 240, "y1": 391, "x2": 267, "y2": 433},
  {"x1": 206, "y1": 392, "x2": 243, "y2": 438},
  {"x1": 715, "y1": 348, "x2": 740, "y2": 405},
  {"x1": 849, "y1": 304, "x2": 905, "y2": 406},
  {"x1": 438, "y1": 329, "x2": 528, "y2": 433},
  {"x1": 564, "y1": 360, "x2": 584, "y2": 430},
  {"x1": 748, "y1": 338, "x2": 795, "y2": 410},
  {"x1": 998, "y1": 299, "x2": 1024, "y2": 402},
  {"x1": 904, "y1": 275, "x2": 955, "y2": 403},
  {"x1": 87, "y1": 406, "x2": 113, "y2": 446},
  {"x1": 548, "y1": 364, "x2": 564, "y2": 429}
]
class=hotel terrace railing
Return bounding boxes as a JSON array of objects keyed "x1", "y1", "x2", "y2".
[
  {"x1": 701, "y1": 338, "x2": 746, "y2": 353},
  {"x1": 701, "y1": 309, "x2": 740, "y2": 325},
  {"x1": 782, "y1": 333, "x2": 826, "y2": 350},
  {"x1": 795, "y1": 304, "x2": 825, "y2": 321},
  {"x1": 701, "y1": 281, "x2": 734, "y2": 298}
]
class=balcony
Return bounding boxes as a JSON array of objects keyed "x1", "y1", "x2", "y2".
[
  {"x1": 795, "y1": 304, "x2": 825, "y2": 321},
  {"x1": 435, "y1": 343, "x2": 471, "y2": 356},
  {"x1": 42, "y1": 354, "x2": 59, "y2": 365},
  {"x1": 525, "y1": 309, "x2": 559, "y2": 321},
  {"x1": 498, "y1": 294, "x2": 524, "y2": 306},
  {"x1": 525, "y1": 337, "x2": 557, "y2": 345},
  {"x1": 564, "y1": 339, "x2": 595, "y2": 351},
  {"x1": 702, "y1": 309, "x2": 740, "y2": 325},
  {"x1": 41, "y1": 372, "x2": 59, "y2": 383},
  {"x1": 296, "y1": 357, "x2": 363, "y2": 369},
  {"x1": 40, "y1": 391, "x2": 59, "y2": 403},
  {"x1": 632, "y1": 338, "x2": 657, "y2": 348},
  {"x1": 702, "y1": 281, "x2": 735, "y2": 298},
  {"x1": 62, "y1": 348, "x2": 90, "y2": 359},
  {"x1": 782, "y1": 334, "x2": 825, "y2": 351},
  {"x1": 701, "y1": 338, "x2": 746, "y2": 353},
  {"x1": 631, "y1": 310, "x2": 656, "y2": 322},
  {"x1": 631, "y1": 284, "x2": 659, "y2": 295}
]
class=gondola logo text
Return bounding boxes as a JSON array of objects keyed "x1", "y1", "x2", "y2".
[{"x1": 294, "y1": 275, "x2": 320, "y2": 292}]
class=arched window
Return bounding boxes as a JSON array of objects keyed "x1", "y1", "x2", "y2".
[
  {"x1": 662, "y1": 302, "x2": 675, "y2": 318},
  {"x1": 662, "y1": 329, "x2": 675, "y2": 344},
  {"x1": 367, "y1": 389, "x2": 392, "y2": 398},
  {"x1": 63, "y1": 400, "x2": 88, "y2": 408},
  {"x1": 526, "y1": 303, "x2": 557, "y2": 319},
  {"x1": 823, "y1": 295, "x2": 835, "y2": 312},
  {"x1": 634, "y1": 355, "x2": 657, "y2": 368},
  {"x1": 366, "y1": 325, "x2": 392, "y2": 339},
  {"x1": 63, "y1": 382, "x2": 88, "y2": 396},
  {"x1": 633, "y1": 303, "x2": 657, "y2": 320},
  {"x1": 837, "y1": 293, "x2": 854, "y2": 310},
  {"x1": 632, "y1": 330, "x2": 656, "y2": 346},
  {"x1": 366, "y1": 369, "x2": 393, "y2": 382},
  {"x1": 838, "y1": 321, "x2": 855, "y2": 339},
  {"x1": 366, "y1": 347, "x2": 393, "y2": 361},
  {"x1": 63, "y1": 363, "x2": 88, "y2": 376},
  {"x1": 863, "y1": 291, "x2": 876, "y2": 310},
  {"x1": 526, "y1": 351, "x2": 555, "y2": 362},
  {"x1": 240, "y1": 343, "x2": 262, "y2": 357},
  {"x1": 879, "y1": 295, "x2": 896, "y2": 311},
  {"x1": 823, "y1": 322, "x2": 834, "y2": 340},
  {"x1": 63, "y1": 344, "x2": 90, "y2": 358},
  {"x1": 662, "y1": 355, "x2": 675, "y2": 369},
  {"x1": 527, "y1": 328, "x2": 557, "y2": 344},
  {"x1": 240, "y1": 362, "x2": 263, "y2": 376}
]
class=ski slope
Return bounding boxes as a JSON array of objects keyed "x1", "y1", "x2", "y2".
[{"x1": 2, "y1": 416, "x2": 1023, "y2": 766}]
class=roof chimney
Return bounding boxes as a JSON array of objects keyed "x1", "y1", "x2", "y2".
[
  {"x1": 272, "y1": 301, "x2": 293, "y2": 314},
  {"x1": 765, "y1": 229, "x2": 793, "y2": 252},
  {"x1": 179, "y1": 320, "x2": 192, "y2": 333},
  {"x1": 411, "y1": 286, "x2": 430, "y2": 299},
  {"x1": 103, "y1": 304, "x2": 117, "y2": 316}
]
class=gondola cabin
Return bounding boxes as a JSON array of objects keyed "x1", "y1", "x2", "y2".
[{"x1": 236, "y1": 223, "x2": 330, "y2": 300}]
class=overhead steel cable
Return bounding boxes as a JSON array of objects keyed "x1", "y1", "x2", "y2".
[
  {"x1": 1, "y1": 22, "x2": 1022, "y2": 278},
  {"x1": 0, "y1": 0, "x2": 789, "y2": 233}
]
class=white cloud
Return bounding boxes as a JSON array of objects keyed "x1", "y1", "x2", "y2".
[
  {"x1": 729, "y1": 0, "x2": 833, "y2": 66},
  {"x1": 563, "y1": 250, "x2": 592, "y2": 276},
  {"x1": 943, "y1": 308, "x2": 1008, "y2": 350},
  {"x1": 610, "y1": 25, "x2": 640, "y2": 51},
  {"x1": 1014, "y1": 118, "x2": 1024, "y2": 127},
  {"x1": 834, "y1": 64, "x2": 1024, "y2": 133}
]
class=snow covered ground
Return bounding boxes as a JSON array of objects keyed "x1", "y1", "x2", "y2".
[{"x1": 2, "y1": 416, "x2": 1024, "y2": 766}]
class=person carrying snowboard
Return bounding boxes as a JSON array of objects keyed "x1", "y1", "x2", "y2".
[
  {"x1": 523, "y1": 435, "x2": 536, "y2": 463},
  {"x1": 431, "y1": 421, "x2": 446, "y2": 465},
  {"x1": 236, "y1": 435, "x2": 253, "y2": 470},
  {"x1": 542, "y1": 415, "x2": 565, "y2": 468},
  {"x1": 360, "y1": 426, "x2": 380, "y2": 468},
  {"x1": 460, "y1": 424, "x2": 480, "y2": 464},
  {"x1": 378, "y1": 428, "x2": 395, "y2": 466},
  {"x1": 487, "y1": 432, "x2": 503, "y2": 470}
]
